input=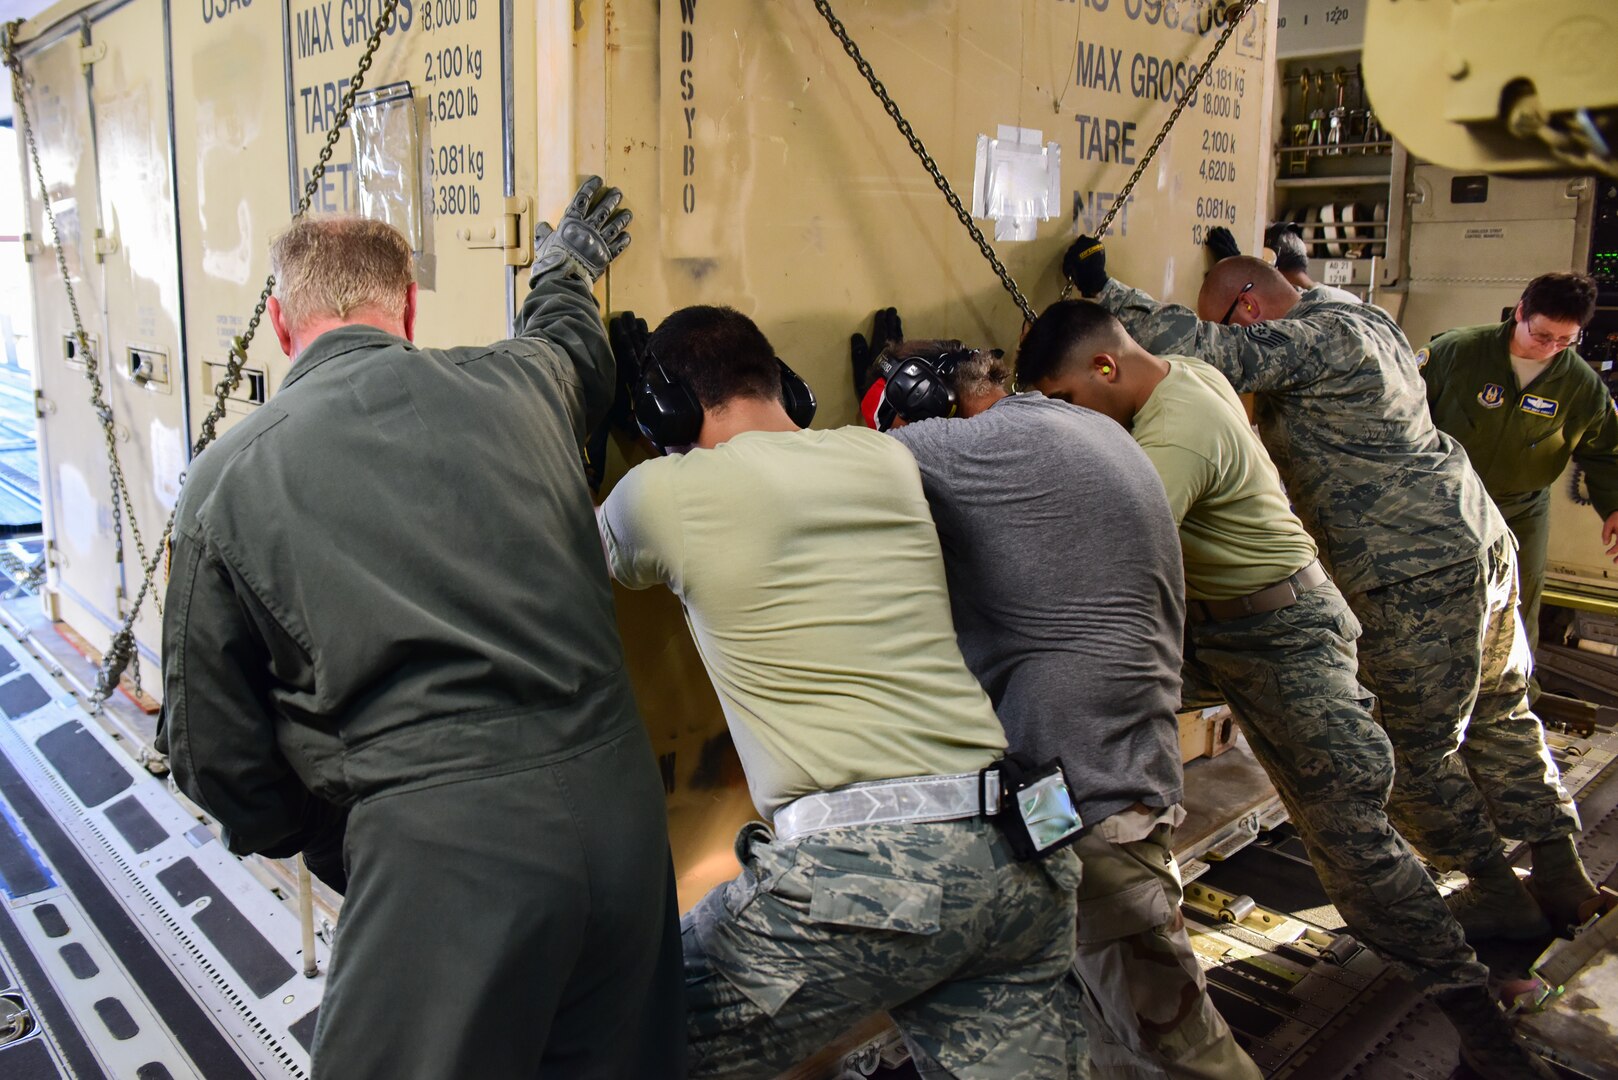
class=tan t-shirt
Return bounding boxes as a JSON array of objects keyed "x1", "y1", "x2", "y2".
[
  {"x1": 599, "y1": 426, "x2": 1005, "y2": 818},
  {"x1": 1133, "y1": 356, "x2": 1318, "y2": 601}
]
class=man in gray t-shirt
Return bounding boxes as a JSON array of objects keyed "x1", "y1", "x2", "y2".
[{"x1": 877, "y1": 341, "x2": 1259, "y2": 1079}]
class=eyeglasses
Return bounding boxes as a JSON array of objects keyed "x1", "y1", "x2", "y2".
[
  {"x1": 1220, "y1": 282, "x2": 1256, "y2": 326},
  {"x1": 1525, "y1": 322, "x2": 1583, "y2": 349}
]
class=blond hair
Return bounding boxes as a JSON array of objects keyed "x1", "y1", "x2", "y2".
[{"x1": 270, "y1": 216, "x2": 414, "y2": 329}]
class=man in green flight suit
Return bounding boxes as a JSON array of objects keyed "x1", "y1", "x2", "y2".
[
  {"x1": 1420, "y1": 273, "x2": 1618, "y2": 673},
  {"x1": 1060, "y1": 236, "x2": 1595, "y2": 944},
  {"x1": 158, "y1": 180, "x2": 683, "y2": 1079}
]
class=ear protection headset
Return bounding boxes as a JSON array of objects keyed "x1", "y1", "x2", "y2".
[
  {"x1": 633, "y1": 356, "x2": 817, "y2": 451},
  {"x1": 861, "y1": 349, "x2": 980, "y2": 431}
]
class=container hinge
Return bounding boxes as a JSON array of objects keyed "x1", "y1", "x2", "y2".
[
  {"x1": 20, "y1": 232, "x2": 38, "y2": 262},
  {"x1": 93, "y1": 230, "x2": 118, "y2": 261},
  {"x1": 78, "y1": 41, "x2": 105, "y2": 71},
  {"x1": 455, "y1": 195, "x2": 533, "y2": 266}
]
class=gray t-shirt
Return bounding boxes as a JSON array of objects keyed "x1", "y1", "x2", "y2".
[{"x1": 892, "y1": 393, "x2": 1186, "y2": 825}]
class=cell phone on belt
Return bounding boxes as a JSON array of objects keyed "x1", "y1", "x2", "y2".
[{"x1": 981, "y1": 754, "x2": 1084, "y2": 861}]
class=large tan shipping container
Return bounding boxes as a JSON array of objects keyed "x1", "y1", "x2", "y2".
[{"x1": 14, "y1": 0, "x2": 1278, "y2": 921}]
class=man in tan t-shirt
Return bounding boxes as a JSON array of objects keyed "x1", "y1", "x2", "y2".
[
  {"x1": 598, "y1": 305, "x2": 1083, "y2": 1079},
  {"x1": 1018, "y1": 301, "x2": 1555, "y2": 1080}
]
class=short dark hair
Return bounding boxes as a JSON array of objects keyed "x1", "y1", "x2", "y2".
[
  {"x1": 1016, "y1": 301, "x2": 1127, "y2": 387},
  {"x1": 1520, "y1": 272, "x2": 1598, "y2": 326},
  {"x1": 647, "y1": 306, "x2": 780, "y2": 408},
  {"x1": 1264, "y1": 222, "x2": 1309, "y2": 273}
]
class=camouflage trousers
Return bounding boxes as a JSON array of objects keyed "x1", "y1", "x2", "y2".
[
  {"x1": 1500, "y1": 491, "x2": 1550, "y2": 699},
  {"x1": 682, "y1": 818, "x2": 1082, "y2": 1079},
  {"x1": 1182, "y1": 580, "x2": 1490, "y2": 992},
  {"x1": 1349, "y1": 534, "x2": 1579, "y2": 873},
  {"x1": 1068, "y1": 822, "x2": 1261, "y2": 1080}
]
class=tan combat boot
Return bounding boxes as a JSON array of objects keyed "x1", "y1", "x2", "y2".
[
  {"x1": 1526, "y1": 836, "x2": 1601, "y2": 931},
  {"x1": 1433, "y1": 986, "x2": 1556, "y2": 1080},
  {"x1": 1445, "y1": 857, "x2": 1552, "y2": 941}
]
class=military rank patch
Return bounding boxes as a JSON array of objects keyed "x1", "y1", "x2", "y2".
[
  {"x1": 1477, "y1": 383, "x2": 1506, "y2": 408},
  {"x1": 1244, "y1": 324, "x2": 1290, "y2": 348},
  {"x1": 1416, "y1": 347, "x2": 1430, "y2": 369},
  {"x1": 1520, "y1": 393, "x2": 1560, "y2": 418}
]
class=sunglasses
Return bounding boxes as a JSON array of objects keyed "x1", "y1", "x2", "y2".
[{"x1": 1220, "y1": 282, "x2": 1256, "y2": 326}]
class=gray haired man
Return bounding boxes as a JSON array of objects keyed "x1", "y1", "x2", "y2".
[{"x1": 158, "y1": 179, "x2": 683, "y2": 1079}]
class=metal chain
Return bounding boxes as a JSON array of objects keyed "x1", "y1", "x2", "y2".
[
  {"x1": 4, "y1": 0, "x2": 399, "y2": 705},
  {"x1": 812, "y1": 0, "x2": 1038, "y2": 325},
  {"x1": 1061, "y1": 0, "x2": 1258, "y2": 300}
]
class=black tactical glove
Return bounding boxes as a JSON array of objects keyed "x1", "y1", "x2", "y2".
[
  {"x1": 298, "y1": 803, "x2": 350, "y2": 895},
  {"x1": 583, "y1": 310, "x2": 652, "y2": 491},
  {"x1": 607, "y1": 311, "x2": 650, "y2": 434},
  {"x1": 1062, "y1": 235, "x2": 1109, "y2": 297},
  {"x1": 851, "y1": 307, "x2": 905, "y2": 398},
  {"x1": 530, "y1": 176, "x2": 633, "y2": 287},
  {"x1": 1205, "y1": 226, "x2": 1241, "y2": 262}
]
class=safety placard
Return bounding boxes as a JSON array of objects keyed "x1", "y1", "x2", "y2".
[
  {"x1": 641, "y1": 0, "x2": 1273, "y2": 406},
  {"x1": 284, "y1": 0, "x2": 512, "y2": 324}
]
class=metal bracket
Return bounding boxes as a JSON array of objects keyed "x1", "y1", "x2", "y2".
[
  {"x1": 78, "y1": 41, "x2": 105, "y2": 71},
  {"x1": 93, "y1": 230, "x2": 118, "y2": 261},
  {"x1": 20, "y1": 232, "x2": 38, "y2": 263},
  {"x1": 455, "y1": 195, "x2": 533, "y2": 266}
]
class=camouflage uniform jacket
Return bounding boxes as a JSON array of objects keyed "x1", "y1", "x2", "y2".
[{"x1": 1097, "y1": 278, "x2": 1506, "y2": 595}]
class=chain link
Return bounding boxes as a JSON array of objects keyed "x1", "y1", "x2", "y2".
[
  {"x1": 1060, "y1": 0, "x2": 1258, "y2": 300},
  {"x1": 4, "y1": 0, "x2": 399, "y2": 705},
  {"x1": 812, "y1": 0, "x2": 1038, "y2": 325}
]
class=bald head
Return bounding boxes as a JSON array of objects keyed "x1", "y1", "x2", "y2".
[{"x1": 1198, "y1": 256, "x2": 1299, "y2": 326}]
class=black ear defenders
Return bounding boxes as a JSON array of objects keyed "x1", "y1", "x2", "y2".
[
  {"x1": 632, "y1": 356, "x2": 818, "y2": 452},
  {"x1": 866, "y1": 349, "x2": 975, "y2": 431},
  {"x1": 631, "y1": 358, "x2": 704, "y2": 451},
  {"x1": 777, "y1": 359, "x2": 818, "y2": 429}
]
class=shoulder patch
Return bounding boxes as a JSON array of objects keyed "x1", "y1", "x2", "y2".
[
  {"x1": 1520, "y1": 393, "x2": 1560, "y2": 418},
  {"x1": 1477, "y1": 383, "x2": 1506, "y2": 408},
  {"x1": 1243, "y1": 324, "x2": 1290, "y2": 349},
  {"x1": 1416, "y1": 347, "x2": 1430, "y2": 369}
]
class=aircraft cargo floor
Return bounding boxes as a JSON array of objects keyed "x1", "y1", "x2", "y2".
[
  {"x1": 0, "y1": 613, "x2": 323, "y2": 1078},
  {"x1": 0, "y1": 597, "x2": 1614, "y2": 1079}
]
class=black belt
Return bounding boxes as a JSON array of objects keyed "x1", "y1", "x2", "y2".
[{"x1": 1188, "y1": 560, "x2": 1328, "y2": 624}]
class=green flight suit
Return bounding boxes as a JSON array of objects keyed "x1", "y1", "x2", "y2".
[
  {"x1": 1097, "y1": 280, "x2": 1580, "y2": 875},
  {"x1": 1420, "y1": 320, "x2": 1618, "y2": 662},
  {"x1": 157, "y1": 269, "x2": 683, "y2": 1079}
]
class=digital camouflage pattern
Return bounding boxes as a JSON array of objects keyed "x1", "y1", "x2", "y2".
[
  {"x1": 683, "y1": 818, "x2": 1082, "y2": 1079},
  {"x1": 1181, "y1": 581, "x2": 1491, "y2": 992},
  {"x1": 1069, "y1": 824, "x2": 1261, "y2": 1079},
  {"x1": 1097, "y1": 279, "x2": 1507, "y2": 596},
  {"x1": 1351, "y1": 536, "x2": 1580, "y2": 872},
  {"x1": 1502, "y1": 494, "x2": 1550, "y2": 663}
]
